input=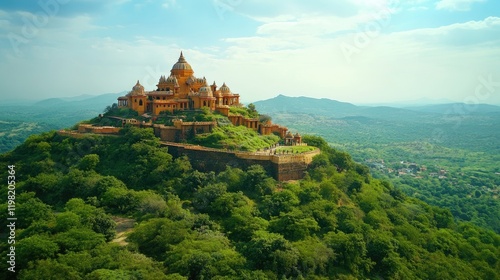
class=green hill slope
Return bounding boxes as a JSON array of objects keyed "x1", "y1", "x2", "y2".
[{"x1": 1, "y1": 127, "x2": 498, "y2": 279}]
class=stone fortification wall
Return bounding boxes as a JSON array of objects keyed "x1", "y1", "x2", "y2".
[
  {"x1": 271, "y1": 150, "x2": 320, "y2": 181},
  {"x1": 58, "y1": 130, "x2": 92, "y2": 139},
  {"x1": 164, "y1": 142, "x2": 320, "y2": 181},
  {"x1": 165, "y1": 143, "x2": 277, "y2": 178},
  {"x1": 151, "y1": 122, "x2": 215, "y2": 142},
  {"x1": 78, "y1": 124, "x2": 122, "y2": 134}
]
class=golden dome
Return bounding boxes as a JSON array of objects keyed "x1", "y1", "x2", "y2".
[
  {"x1": 171, "y1": 51, "x2": 192, "y2": 71},
  {"x1": 130, "y1": 80, "x2": 145, "y2": 95},
  {"x1": 199, "y1": 80, "x2": 213, "y2": 97},
  {"x1": 220, "y1": 82, "x2": 231, "y2": 96}
]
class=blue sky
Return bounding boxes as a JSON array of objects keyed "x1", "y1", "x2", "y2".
[{"x1": 1, "y1": 0, "x2": 499, "y2": 105}]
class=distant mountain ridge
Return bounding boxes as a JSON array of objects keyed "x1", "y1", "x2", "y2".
[
  {"x1": 254, "y1": 94, "x2": 359, "y2": 118},
  {"x1": 33, "y1": 93, "x2": 124, "y2": 107},
  {"x1": 254, "y1": 95, "x2": 500, "y2": 119},
  {"x1": 0, "y1": 92, "x2": 126, "y2": 152}
]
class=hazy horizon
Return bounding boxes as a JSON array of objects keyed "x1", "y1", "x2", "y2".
[
  {"x1": 1, "y1": 0, "x2": 500, "y2": 105},
  {"x1": 3, "y1": 92, "x2": 500, "y2": 108}
]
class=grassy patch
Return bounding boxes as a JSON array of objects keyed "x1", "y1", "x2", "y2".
[
  {"x1": 275, "y1": 146, "x2": 316, "y2": 153},
  {"x1": 229, "y1": 106, "x2": 258, "y2": 118},
  {"x1": 192, "y1": 125, "x2": 279, "y2": 151}
]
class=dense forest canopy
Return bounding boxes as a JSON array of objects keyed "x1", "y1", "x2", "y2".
[{"x1": 1, "y1": 127, "x2": 499, "y2": 279}]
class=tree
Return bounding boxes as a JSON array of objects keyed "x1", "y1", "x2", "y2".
[
  {"x1": 16, "y1": 235, "x2": 59, "y2": 268},
  {"x1": 336, "y1": 206, "x2": 363, "y2": 234},
  {"x1": 260, "y1": 189, "x2": 300, "y2": 219},
  {"x1": 293, "y1": 237, "x2": 334, "y2": 276},
  {"x1": 104, "y1": 103, "x2": 118, "y2": 114},
  {"x1": 217, "y1": 167, "x2": 245, "y2": 191},
  {"x1": 64, "y1": 198, "x2": 116, "y2": 241},
  {"x1": 210, "y1": 191, "x2": 249, "y2": 218},
  {"x1": 324, "y1": 231, "x2": 373, "y2": 277},
  {"x1": 259, "y1": 114, "x2": 272, "y2": 123},
  {"x1": 179, "y1": 170, "x2": 216, "y2": 198},
  {"x1": 54, "y1": 212, "x2": 82, "y2": 232},
  {"x1": 268, "y1": 209, "x2": 320, "y2": 241},
  {"x1": 16, "y1": 192, "x2": 54, "y2": 228},
  {"x1": 101, "y1": 187, "x2": 140, "y2": 214},
  {"x1": 222, "y1": 206, "x2": 268, "y2": 242},
  {"x1": 302, "y1": 135, "x2": 329, "y2": 149},
  {"x1": 165, "y1": 233, "x2": 245, "y2": 279},
  {"x1": 128, "y1": 218, "x2": 192, "y2": 261},
  {"x1": 299, "y1": 199, "x2": 338, "y2": 234},
  {"x1": 247, "y1": 103, "x2": 258, "y2": 118},
  {"x1": 365, "y1": 231, "x2": 399, "y2": 276},
  {"x1": 136, "y1": 190, "x2": 168, "y2": 217},
  {"x1": 18, "y1": 259, "x2": 81, "y2": 280},
  {"x1": 77, "y1": 154, "x2": 100, "y2": 171},
  {"x1": 193, "y1": 183, "x2": 227, "y2": 213},
  {"x1": 243, "y1": 165, "x2": 275, "y2": 197},
  {"x1": 329, "y1": 151, "x2": 353, "y2": 172},
  {"x1": 243, "y1": 230, "x2": 300, "y2": 277},
  {"x1": 54, "y1": 228, "x2": 105, "y2": 253}
]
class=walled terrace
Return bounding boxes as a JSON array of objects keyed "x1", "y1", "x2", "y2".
[
  {"x1": 59, "y1": 124, "x2": 320, "y2": 181},
  {"x1": 163, "y1": 142, "x2": 320, "y2": 181}
]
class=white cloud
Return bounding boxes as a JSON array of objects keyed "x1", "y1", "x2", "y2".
[
  {"x1": 436, "y1": 0, "x2": 486, "y2": 11},
  {"x1": 162, "y1": 0, "x2": 176, "y2": 9},
  {"x1": 217, "y1": 15, "x2": 500, "y2": 104},
  {"x1": 1, "y1": 3, "x2": 499, "y2": 105}
]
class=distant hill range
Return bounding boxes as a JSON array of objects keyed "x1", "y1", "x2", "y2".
[
  {"x1": 0, "y1": 92, "x2": 124, "y2": 152},
  {"x1": 1, "y1": 92, "x2": 124, "y2": 125},
  {"x1": 254, "y1": 94, "x2": 500, "y2": 119},
  {"x1": 253, "y1": 95, "x2": 500, "y2": 153},
  {"x1": 32, "y1": 93, "x2": 123, "y2": 108}
]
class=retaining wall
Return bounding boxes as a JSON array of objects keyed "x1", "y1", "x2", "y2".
[{"x1": 164, "y1": 142, "x2": 320, "y2": 181}]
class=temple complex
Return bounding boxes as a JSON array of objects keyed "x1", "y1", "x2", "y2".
[
  {"x1": 60, "y1": 52, "x2": 314, "y2": 181},
  {"x1": 117, "y1": 52, "x2": 290, "y2": 139},
  {"x1": 117, "y1": 52, "x2": 240, "y2": 116}
]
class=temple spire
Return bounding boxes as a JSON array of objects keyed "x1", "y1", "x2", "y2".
[{"x1": 178, "y1": 51, "x2": 186, "y2": 62}]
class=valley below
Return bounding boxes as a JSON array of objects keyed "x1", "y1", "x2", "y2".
[{"x1": 255, "y1": 95, "x2": 500, "y2": 233}]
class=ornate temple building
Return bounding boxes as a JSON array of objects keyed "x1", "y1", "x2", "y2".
[
  {"x1": 116, "y1": 51, "x2": 290, "y2": 139},
  {"x1": 117, "y1": 52, "x2": 240, "y2": 116}
]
